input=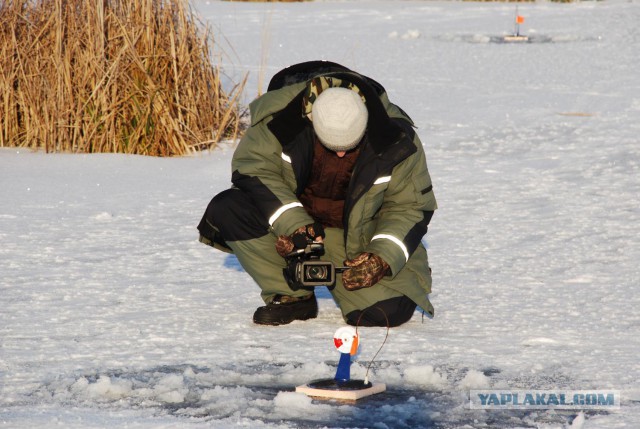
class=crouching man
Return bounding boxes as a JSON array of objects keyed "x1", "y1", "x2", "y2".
[{"x1": 198, "y1": 61, "x2": 437, "y2": 327}]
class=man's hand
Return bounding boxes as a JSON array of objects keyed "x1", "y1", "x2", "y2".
[
  {"x1": 275, "y1": 222, "x2": 325, "y2": 257},
  {"x1": 342, "y1": 253, "x2": 390, "y2": 291}
]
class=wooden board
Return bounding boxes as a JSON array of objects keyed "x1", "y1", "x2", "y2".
[
  {"x1": 296, "y1": 382, "x2": 386, "y2": 401},
  {"x1": 503, "y1": 35, "x2": 529, "y2": 43}
]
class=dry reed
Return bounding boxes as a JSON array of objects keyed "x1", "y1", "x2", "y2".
[{"x1": 0, "y1": 0, "x2": 245, "y2": 156}]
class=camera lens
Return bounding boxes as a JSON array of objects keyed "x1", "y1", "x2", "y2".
[{"x1": 305, "y1": 265, "x2": 328, "y2": 280}]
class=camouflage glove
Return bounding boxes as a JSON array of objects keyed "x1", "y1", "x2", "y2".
[
  {"x1": 342, "y1": 253, "x2": 390, "y2": 291},
  {"x1": 275, "y1": 222, "x2": 325, "y2": 257}
]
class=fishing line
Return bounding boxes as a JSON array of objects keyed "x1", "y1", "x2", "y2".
[{"x1": 354, "y1": 306, "x2": 390, "y2": 385}]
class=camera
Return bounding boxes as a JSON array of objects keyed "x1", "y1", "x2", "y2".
[{"x1": 283, "y1": 242, "x2": 339, "y2": 290}]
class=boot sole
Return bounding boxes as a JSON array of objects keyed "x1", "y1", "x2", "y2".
[{"x1": 253, "y1": 306, "x2": 318, "y2": 326}]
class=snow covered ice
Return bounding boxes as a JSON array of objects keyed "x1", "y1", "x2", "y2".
[{"x1": 1, "y1": 1, "x2": 639, "y2": 428}]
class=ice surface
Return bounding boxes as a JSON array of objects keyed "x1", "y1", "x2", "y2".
[{"x1": 2, "y1": 1, "x2": 639, "y2": 428}]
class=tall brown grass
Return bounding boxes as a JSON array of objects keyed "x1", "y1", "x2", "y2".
[{"x1": 0, "y1": 0, "x2": 245, "y2": 156}]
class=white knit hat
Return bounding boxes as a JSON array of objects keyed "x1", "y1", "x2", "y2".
[{"x1": 311, "y1": 87, "x2": 368, "y2": 152}]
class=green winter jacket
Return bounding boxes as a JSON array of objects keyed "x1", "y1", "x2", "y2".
[{"x1": 231, "y1": 62, "x2": 437, "y2": 315}]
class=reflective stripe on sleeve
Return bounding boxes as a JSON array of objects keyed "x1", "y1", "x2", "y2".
[
  {"x1": 281, "y1": 153, "x2": 292, "y2": 163},
  {"x1": 269, "y1": 202, "x2": 303, "y2": 226},
  {"x1": 373, "y1": 175, "x2": 391, "y2": 185},
  {"x1": 371, "y1": 234, "x2": 409, "y2": 262}
]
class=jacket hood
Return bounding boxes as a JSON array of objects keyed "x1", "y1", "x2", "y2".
[{"x1": 249, "y1": 61, "x2": 415, "y2": 155}]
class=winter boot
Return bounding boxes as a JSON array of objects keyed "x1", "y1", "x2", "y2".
[{"x1": 253, "y1": 293, "x2": 318, "y2": 326}]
